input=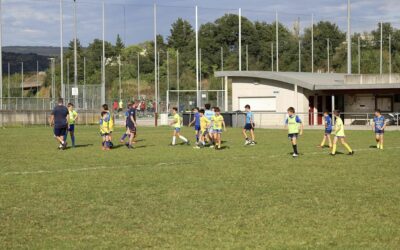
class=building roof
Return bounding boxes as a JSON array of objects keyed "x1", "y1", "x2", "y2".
[{"x1": 215, "y1": 71, "x2": 400, "y2": 91}]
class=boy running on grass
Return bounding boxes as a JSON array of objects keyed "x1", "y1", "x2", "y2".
[
  {"x1": 243, "y1": 104, "x2": 256, "y2": 145},
  {"x1": 170, "y1": 107, "x2": 190, "y2": 146},
  {"x1": 194, "y1": 109, "x2": 211, "y2": 149},
  {"x1": 65, "y1": 103, "x2": 78, "y2": 147},
  {"x1": 372, "y1": 109, "x2": 387, "y2": 150},
  {"x1": 188, "y1": 107, "x2": 201, "y2": 145},
  {"x1": 120, "y1": 103, "x2": 131, "y2": 144},
  {"x1": 100, "y1": 111, "x2": 111, "y2": 151},
  {"x1": 331, "y1": 110, "x2": 354, "y2": 156},
  {"x1": 211, "y1": 107, "x2": 226, "y2": 150},
  {"x1": 285, "y1": 107, "x2": 303, "y2": 157},
  {"x1": 318, "y1": 111, "x2": 332, "y2": 148}
]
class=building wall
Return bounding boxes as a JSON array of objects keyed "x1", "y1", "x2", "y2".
[{"x1": 231, "y1": 77, "x2": 309, "y2": 113}]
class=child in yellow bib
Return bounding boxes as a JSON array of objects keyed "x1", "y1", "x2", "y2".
[
  {"x1": 285, "y1": 107, "x2": 303, "y2": 157},
  {"x1": 331, "y1": 110, "x2": 354, "y2": 156},
  {"x1": 170, "y1": 107, "x2": 189, "y2": 146}
]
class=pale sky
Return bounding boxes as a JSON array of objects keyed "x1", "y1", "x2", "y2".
[{"x1": 2, "y1": 0, "x2": 399, "y2": 46}]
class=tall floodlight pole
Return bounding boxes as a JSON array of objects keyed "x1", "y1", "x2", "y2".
[
  {"x1": 51, "y1": 58, "x2": 55, "y2": 99},
  {"x1": 101, "y1": 1, "x2": 106, "y2": 105},
  {"x1": 246, "y1": 44, "x2": 248, "y2": 71},
  {"x1": 327, "y1": 38, "x2": 330, "y2": 73},
  {"x1": 271, "y1": 43, "x2": 274, "y2": 71},
  {"x1": 298, "y1": 40, "x2": 301, "y2": 72},
  {"x1": 199, "y1": 48, "x2": 202, "y2": 94},
  {"x1": 137, "y1": 54, "x2": 140, "y2": 99},
  {"x1": 36, "y1": 60, "x2": 39, "y2": 96},
  {"x1": 358, "y1": 36, "x2": 361, "y2": 74},
  {"x1": 311, "y1": 13, "x2": 314, "y2": 73},
  {"x1": 7, "y1": 63, "x2": 10, "y2": 99},
  {"x1": 118, "y1": 55, "x2": 121, "y2": 101},
  {"x1": 276, "y1": 11, "x2": 279, "y2": 72},
  {"x1": 221, "y1": 47, "x2": 224, "y2": 106},
  {"x1": 167, "y1": 50, "x2": 170, "y2": 93},
  {"x1": 195, "y1": 5, "x2": 199, "y2": 107},
  {"x1": 21, "y1": 62, "x2": 24, "y2": 98},
  {"x1": 380, "y1": 21, "x2": 383, "y2": 75},
  {"x1": 153, "y1": 3, "x2": 157, "y2": 114},
  {"x1": 347, "y1": 0, "x2": 352, "y2": 74},
  {"x1": 73, "y1": 0, "x2": 78, "y2": 106},
  {"x1": 83, "y1": 57, "x2": 86, "y2": 108},
  {"x1": 0, "y1": 0, "x2": 3, "y2": 109},
  {"x1": 389, "y1": 34, "x2": 392, "y2": 76},
  {"x1": 157, "y1": 51, "x2": 160, "y2": 110},
  {"x1": 67, "y1": 58, "x2": 69, "y2": 101},
  {"x1": 177, "y1": 50, "x2": 180, "y2": 111},
  {"x1": 238, "y1": 8, "x2": 242, "y2": 71},
  {"x1": 60, "y1": 0, "x2": 64, "y2": 99}
]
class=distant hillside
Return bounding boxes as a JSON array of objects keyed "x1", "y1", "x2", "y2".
[
  {"x1": 3, "y1": 46, "x2": 66, "y2": 57},
  {"x1": 2, "y1": 52, "x2": 50, "y2": 74}
]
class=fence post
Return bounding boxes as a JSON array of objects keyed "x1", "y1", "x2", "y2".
[
  {"x1": 366, "y1": 113, "x2": 369, "y2": 126},
  {"x1": 85, "y1": 111, "x2": 88, "y2": 126},
  {"x1": 397, "y1": 113, "x2": 399, "y2": 127}
]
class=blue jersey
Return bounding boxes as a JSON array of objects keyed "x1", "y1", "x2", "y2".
[
  {"x1": 285, "y1": 115, "x2": 302, "y2": 124},
  {"x1": 125, "y1": 109, "x2": 129, "y2": 124},
  {"x1": 194, "y1": 113, "x2": 201, "y2": 127},
  {"x1": 324, "y1": 115, "x2": 332, "y2": 130},
  {"x1": 205, "y1": 110, "x2": 215, "y2": 121},
  {"x1": 374, "y1": 116, "x2": 385, "y2": 131},
  {"x1": 127, "y1": 108, "x2": 136, "y2": 127},
  {"x1": 246, "y1": 111, "x2": 254, "y2": 124}
]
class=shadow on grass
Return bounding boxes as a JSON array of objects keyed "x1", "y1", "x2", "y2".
[{"x1": 369, "y1": 145, "x2": 378, "y2": 149}]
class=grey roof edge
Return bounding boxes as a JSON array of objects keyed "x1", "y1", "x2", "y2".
[{"x1": 215, "y1": 71, "x2": 316, "y2": 90}]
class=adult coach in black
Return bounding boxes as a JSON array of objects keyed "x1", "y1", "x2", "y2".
[{"x1": 49, "y1": 98, "x2": 69, "y2": 149}]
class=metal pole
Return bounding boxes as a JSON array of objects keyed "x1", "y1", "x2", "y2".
[
  {"x1": 0, "y1": 0, "x2": 3, "y2": 110},
  {"x1": 83, "y1": 56, "x2": 86, "y2": 109},
  {"x1": 101, "y1": 1, "x2": 106, "y2": 104},
  {"x1": 21, "y1": 62, "x2": 24, "y2": 98},
  {"x1": 123, "y1": 5, "x2": 126, "y2": 44},
  {"x1": 380, "y1": 21, "x2": 383, "y2": 75},
  {"x1": 137, "y1": 53, "x2": 140, "y2": 99},
  {"x1": 298, "y1": 40, "x2": 301, "y2": 72},
  {"x1": 358, "y1": 36, "x2": 361, "y2": 74},
  {"x1": 246, "y1": 44, "x2": 248, "y2": 71},
  {"x1": 389, "y1": 34, "x2": 392, "y2": 76},
  {"x1": 311, "y1": 13, "x2": 314, "y2": 73},
  {"x1": 157, "y1": 51, "x2": 160, "y2": 111},
  {"x1": 195, "y1": 5, "x2": 199, "y2": 106},
  {"x1": 73, "y1": 0, "x2": 78, "y2": 106},
  {"x1": 60, "y1": 0, "x2": 64, "y2": 99},
  {"x1": 36, "y1": 60, "x2": 39, "y2": 97},
  {"x1": 7, "y1": 62, "x2": 10, "y2": 98},
  {"x1": 167, "y1": 50, "x2": 170, "y2": 93},
  {"x1": 238, "y1": 8, "x2": 242, "y2": 71},
  {"x1": 118, "y1": 55, "x2": 121, "y2": 101},
  {"x1": 276, "y1": 11, "x2": 279, "y2": 72},
  {"x1": 327, "y1": 38, "x2": 330, "y2": 73},
  {"x1": 177, "y1": 49, "x2": 180, "y2": 111},
  {"x1": 347, "y1": 0, "x2": 352, "y2": 74},
  {"x1": 153, "y1": 3, "x2": 157, "y2": 114},
  {"x1": 67, "y1": 58, "x2": 69, "y2": 101},
  {"x1": 271, "y1": 43, "x2": 274, "y2": 71},
  {"x1": 199, "y1": 48, "x2": 202, "y2": 93}
]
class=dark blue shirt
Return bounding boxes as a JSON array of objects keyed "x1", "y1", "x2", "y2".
[
  {"x1": 325, "y1": 115, "x2": 332, "y2": 130},
  {"x1": 195, "y1": 113, "x2": 200, "y2": 127},
  {"x1": 52, "y1": 105, "x2": 69, "y2": 129},
  {"x1": 127, "y1": 108, "x2": 136, "y2": 126}
]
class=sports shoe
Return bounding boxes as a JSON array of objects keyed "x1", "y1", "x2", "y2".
[
  {"x1": 292, "y1": 153, "x2": 298, "y2": 157},
  {"x1": 244, "y1": 140, "x2": 250, "y2": 145},
  {"x1": 193, "y1": 146, "x2": 201, "y2": 149},
  {"x1": 348, "y1": 151, "x2": 355, "y2": 156},
  {"x1": 186, "y1": 141, "x2": 191, "y2": 146},
  {"x1": 330, "y1": 153, "x2": 336, "y2": 156},
  {"x1": 209, "y1": 145, "x2": 214, "y2": 148},
  {"x1": 127, "y1": 145, "x2": 134, "y2": 149},
  {"x1": 250, "y1": 141, "x2": 256, "y2": 146}
]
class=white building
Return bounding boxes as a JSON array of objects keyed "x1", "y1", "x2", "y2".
[{"x1": 216, "y1": 71, "x2": 400, "y2": 126}]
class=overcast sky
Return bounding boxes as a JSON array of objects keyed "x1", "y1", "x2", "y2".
[{"x1": 2, "y1": 0, "x2": 400, "y2": 47}]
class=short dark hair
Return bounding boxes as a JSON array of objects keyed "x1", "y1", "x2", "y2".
[
  {"x1": 205, "y1": 103, "x2": 211, "y2": 110},
  {"x1": 214, "y1": 107, "x2": 220, "y2": 112},
  {"x1": 127, "y1": 103, "x2": 133, "y2": 108},
  {"x1": 323, "y1": 110, "x2": 329, "y2": 114},
  {"x1": 334, "y1": 110, "x2": 341, "y2": 116},
  {"x1": 375, "y1": 109, "x2": 381, "y2": 114},
  {"x1": 245, "y1": 104, "x2": 250, "y2": 109},
  {"x1": 199, "y1": 109, "x2": 205, "y2": 114},
  {"x1": 67, "y1": 103, "x2": 74, "y2": 107},
  {"x1": 58, "y1": 98, "x2": 64, "y2": 104},
  {"x1": 102, "y1": 104, "x2": 109, "y2": 110},
  {"x1": 172, "y1": 107, "x2": 178, "y2": 112},
  {"x1": 193, "y1": 107, "x2": 199, "y2": 111},
  {"x1": 287, "y1": 107, "x2": 295, "y2": 113}
]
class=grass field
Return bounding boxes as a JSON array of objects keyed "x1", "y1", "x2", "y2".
[{"x1": 1, "y1": 126, "x2": 400, "y2": 249}]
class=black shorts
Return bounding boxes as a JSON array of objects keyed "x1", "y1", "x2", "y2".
[
  {"x1": 128, "y1": 124, "x2": 136, "y2": 134},
  {"x1": 54, "y1": 127, "x2": 67, "y2": 137},
  {"x1": 288, "y1": 133, "x2": 299, "y2": 139},
  {"x1": 244, "y1": 123, "x2": 254, "y2": 131}
]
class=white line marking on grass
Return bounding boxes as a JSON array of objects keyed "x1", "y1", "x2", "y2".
[{"x1": 2, "y1": 147, "x2": 400, "y2": 176}]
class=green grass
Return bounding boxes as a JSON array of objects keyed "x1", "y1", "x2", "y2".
[{"x1": 1, "y1": 126, "x2": 400, "y2": 249}]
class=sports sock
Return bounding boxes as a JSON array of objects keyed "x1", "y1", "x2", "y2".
[
  {"x1": 71, "y1": 136, "x2": 75, "y2": 146},
  {"x1": 380, "y1": 142, "x2": 384, "y2": 149},
  {"x1": 120, "y1": 133, "x2": 128, "y2": 141},
  {"x1": 320, "y1": 138, "x2": 326, "y2": 147},
  {"x1": 292, "y1": 144, "x2": 298, "y2": 154},
  {"x1": 343, "y1": 143, "x2": 352, "y2": 153},
  {"x1": 172, "y1": 136, "x2": 176, "y2": 145},
  {"x1": 332, "y1": 144, "x2": 337, "y2": 154},
  {"x1": 179, "y1": 136, "x2": 188, "y2": 142},
  {"x1": 196, "y1": 134, "x2": 199, "y2": 143},
  {"x1": 377, "y1": 142, "x2": 380, "y2": 148}
]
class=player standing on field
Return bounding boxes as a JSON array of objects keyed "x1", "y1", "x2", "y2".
[
  {"x1": 170, "y1": 107, "x2": 190, "y2": 146},
  {"x1": 285, "y1": 107, "x2": 303, "y2": 157},
  {"x1": 372, "y1": 109, "x2": 387, "y2": 150},
  {"x1": 331, "y1": 110, "x2": 354, "y2": 156},
  {"x1": 318, "y1": 111, "x2": 332, "y2": 148},
  {"x1": 65, "y1": 103, "x2": 78, "y2": 147},
  {"x1": 243, "y1": 104, "x2": 256, "y2": 145},
  {"x1": 49, "y1": 98, "x2": 69, "y2": 150}
]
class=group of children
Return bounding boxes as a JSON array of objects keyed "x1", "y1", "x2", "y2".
[{"x1": 61, "y1": 101, "x2": 388, "y2": 157}]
